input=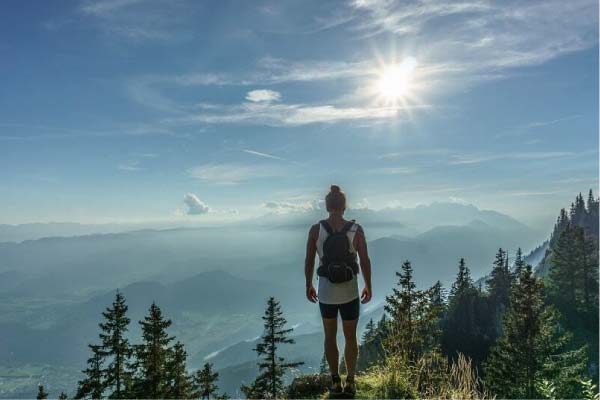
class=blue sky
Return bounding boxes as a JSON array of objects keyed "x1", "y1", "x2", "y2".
[{"x1": 0, "y1": 0, "x2": 598, "y2": 225}]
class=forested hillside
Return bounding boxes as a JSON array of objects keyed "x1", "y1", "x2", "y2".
[{"x1": 36, "y1": 191, "x2": 597, "y2": 400}]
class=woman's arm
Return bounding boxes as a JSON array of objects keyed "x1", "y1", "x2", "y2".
[
  {"x1": 354, "y1": 225, "x2": 372, "y2": 303},
  {"x1": 305, "y1": 224, "x2": 319, "y2": 302}
]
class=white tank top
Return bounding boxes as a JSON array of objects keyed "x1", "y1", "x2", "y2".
[{"x1": 316, "y1": 221, "x2": 360, "y2": 305}]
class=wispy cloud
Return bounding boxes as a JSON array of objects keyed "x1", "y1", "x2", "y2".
[
  {"x1": 243, "y1": 149, "x2": 286, "y2": 161},
  {"x1": 449, "y1": 151, "x2": 576, "y2": 165},
  {"x1": 188, "y1": 163, "x2": 284, "y2": 185},
  {"x1": 350, "y1": 0, "x2": 597, "y2": 75},
  {"x1": 378, "y1": 148, "x2": 450, "y2": 159},
  {"x1": 369, "y1": 166, "x2": 418, "y2": 175},
  {"x1": 78, "y1": 0, "x2": 198, "y2": 42},
  {"x1": 167, "y1": 101, "x2": 427, "y2": 127},
  {"x1": 524, "y1": 114, "x2": 583, "y2": 128},
  {"x1": 117, "y1": 160, "x2": 143, "y2": 171}
]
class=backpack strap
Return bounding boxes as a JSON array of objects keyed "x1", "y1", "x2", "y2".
[
  {"x1": 341, "y1": 219, "x2": 356, "y2": 234},
  {"x1": 319, "y1": 219, "x2": 333, "y2": 234}
]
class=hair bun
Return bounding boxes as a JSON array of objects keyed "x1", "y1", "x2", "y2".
[{"x1": 330, "y1": 184, "x2": 341, "y2": 193}]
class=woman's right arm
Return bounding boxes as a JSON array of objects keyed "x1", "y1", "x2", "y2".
[{"x1": 304, "y1": 224, "x2": 319, "y2": 302}]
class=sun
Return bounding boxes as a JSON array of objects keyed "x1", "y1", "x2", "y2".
[{"x1": 375, "y1": 57, "x2": 418, "y2": 102}]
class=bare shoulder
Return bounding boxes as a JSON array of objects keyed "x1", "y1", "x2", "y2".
[
  {"x1": 308, "y1": 223, "x2": 320, "y2": 239},
  {"x1": 354, "y1": 223, "x2": 365, "y2": 236}
]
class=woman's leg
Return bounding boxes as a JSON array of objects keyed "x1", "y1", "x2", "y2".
[
  {"x1": 322, "y1": 317, "x2": 339, "y2": 375},
  {"x1": 341, "y1": 318, "x2": 358, "y2": 377}
]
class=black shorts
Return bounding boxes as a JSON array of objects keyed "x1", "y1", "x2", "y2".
[{"x1": 319, "y1": 298, "x2": 360, "y2": 321}]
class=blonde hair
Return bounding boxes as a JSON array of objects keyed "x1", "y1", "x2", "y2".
[{"x1": 325, "y1": 185, "x2": 347, "y2": 212}]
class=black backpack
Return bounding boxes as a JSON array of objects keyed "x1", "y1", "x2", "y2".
[{"x1": 316, "y1": 219, "x2": 359, "y2": 284}]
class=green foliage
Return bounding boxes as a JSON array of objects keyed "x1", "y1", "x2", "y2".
[
  {"x1": 580, "y1": 378, "x2": 600, "y2": 400},
  {"x1": 75, "y1": 344, "x2": 105, "y2": 399},
  {"x1": 241, "y1": 297, "x2": 303, "y2": 399},
  {"x1": 485, "y1": 265, "x2": 587, "y2": 399},
  {"x1": 441, "y1": 258, "x2": 493, "y2": 366},
  {"x1": 536, "y1": 379, "x2": 556, "y2": 399},
  {"x1": 486, "y1": 248, "x2": 514, "y2": 338},
  {"x1": 166, "y1": 341, "x2": 194, "y2": 399},
  {"x1": 193, "y1": 362, "x2": 220, "y2": 400},
  {"x1": 384, "y1": 261, "x2": 441, "y2": 360},
  {"x1": 98, "y1": 290, "x2": 132, "y2": 399},
  {"x1": 357, "y1": 314, "x2": 389, "y2": 372},
  {"x1": 130, "y1": 302, "x2": 174, "y2": 399},
  {"x1": 319, "y1": 352, "x2": 328, "y2": 375},
  {"x1": 355, "y1": 352, "x2": 489, "y2": 399}
]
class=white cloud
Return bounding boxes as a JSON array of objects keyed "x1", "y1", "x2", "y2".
[
  {"x1": 188, "y1": 163, "x2": 283, "y2": 185},
  {"x1": 245, "y1": 89, "x2": 281, "y2": 103},
  {"x1": 263, "y1": 199, "x2": 324, "y2": 214},
  {"x1": 183, "y1": 193, "x2": 210, "y2": 215}
]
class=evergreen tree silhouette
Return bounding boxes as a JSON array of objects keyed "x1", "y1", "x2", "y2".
[
  {"x1": 132, "y1": 302, "x2": 174, "y2": 399},
  {"x1": 442, "y1": 258, "x2": 492, "y2": 366},
  {"x1": 58, "y1": 392, "x2": 68, "y2": 399},
  {"x1": 338, "y1": 355, "x2": 347, "y2": 375},
  {"x1": 318, "y1": 353, "x2": 328, "y2": 375},
  {"x1": 385, "y1": 260, "x2": 439, "y2": 359},
  {"x1": 514, "y1": 247, "x2": 525, "y2": 276},
  {"x1": 99, "y1": 290, "x2": 132, "y2": 399},
  {"x1": 241, "y1": 297, "x2": 303, "y2": 399},
  {"x1": 485, "y1": 265, "x2": 587, "y2": 399},
  {"x1": 75, "y1": 344, "x2": 105, "y2": 399},
  {"x1": 166, "y1": 341, "x2": 193, "y2": 399},
  {"x1": 487, "y1": 248, "x2": 514, "y2": 337},
  {"x1": 36, "y1": 385, "x2": 48, "y2": 400},
  {"x1": 193, "y1": 362, "x2": 220, "y2": 399}
]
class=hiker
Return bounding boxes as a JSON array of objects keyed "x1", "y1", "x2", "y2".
[{"x1": 305, "y1": 185, "x2": 372, "y2": 397}]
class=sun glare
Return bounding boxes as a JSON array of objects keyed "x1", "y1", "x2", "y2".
[{"x1": 376, "y1": 57, "x2": 418, "y2": 101}]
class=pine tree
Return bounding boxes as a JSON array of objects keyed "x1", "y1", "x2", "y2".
[
  {"x1": 133, "y1": 302, "x2": 174, "y2": 399},
  {"x1": 485, "y1": 265, "x2": 587, "y2": 399},
  {"x1": 318, "y1": 353, "x2": 328, "y2": 375},
  {"x1": 165, "y1": 341, "x2": 193, "y2": 399},
  {"x1": 58, "y1": 392, "x2": 68, "y2": 399},
  {"x1": 357, "y1": 314, "x2": 390, "y2": 372},
  {"x1": 339, "y1": 355, "x2": 347, "y2": 375},
  {"x1": 442, "y1": 258, "x2": 492, "y2": 366},
  {"x1": 36, "y1": 385, "x2": 48, "y2": 400},
  {"x1": 514, "y1": 247, "x2": 525, "y2": 276},
  {"x1": 548, "y1": 224, "x2": 585, "y2": 310},
  {"x1": 487, "y1": 248, "x2": 514, "y2": 338},
  {"x1": 99, "y1": 290, "x2": 131, "y2": 399},
  {"x1": 241, "y1": 297, "x2": 303, "y2": 399},
  {"x1": 193, "y1": 362, "x2": 219, "y2": 400},
  {"x1": 75, "y1": 344, "x2": 105, "y2": 399},
  {"x1": 361, "y1": 319, "x2": 376, "y2": 344},
  {"x1": 384, "y1": 261, "x2": 442, "y2": 360}
]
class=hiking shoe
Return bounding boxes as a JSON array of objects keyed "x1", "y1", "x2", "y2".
[
  {"x1": 343, "y1": 376, "x2": 356, "y2": 397},
  {"x1": 329, "y1": 374, "x2": 343, "y2": 395}
]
